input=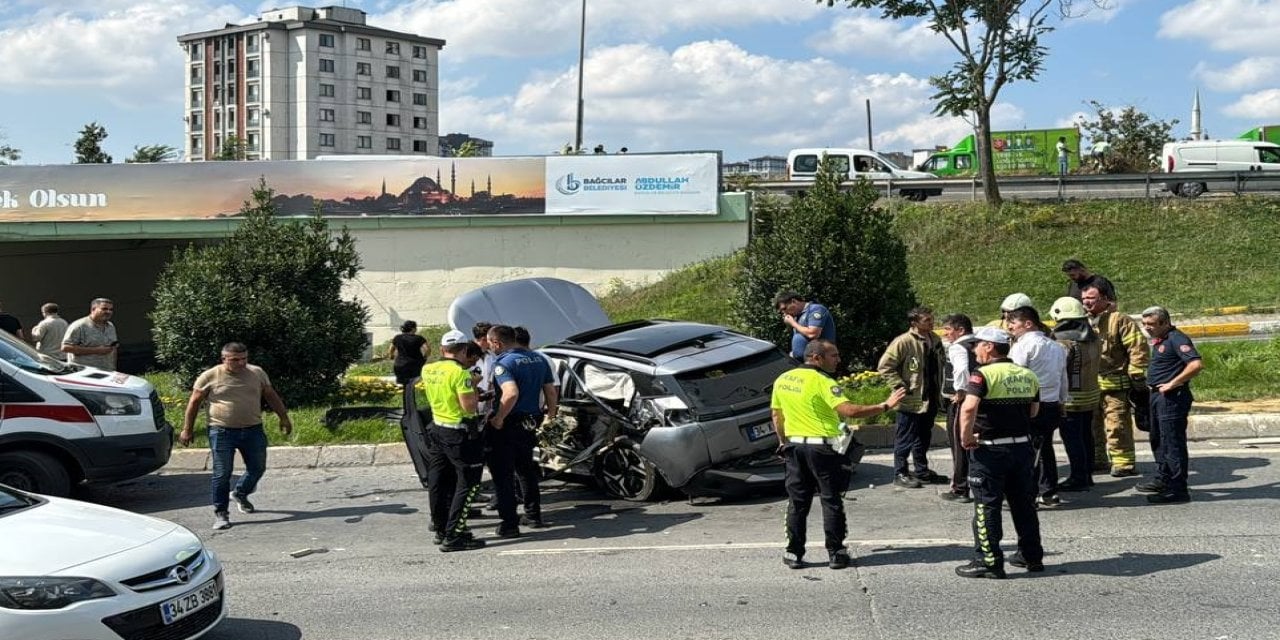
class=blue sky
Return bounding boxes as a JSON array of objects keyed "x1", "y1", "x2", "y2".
[{"x1": 0, "y1": 0, "x2": 1277, "y2": 165}]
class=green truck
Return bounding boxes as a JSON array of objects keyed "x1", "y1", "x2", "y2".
[
  {"x1": 1237, "y1": 125, "x2": 1280, "y2": 145},
  {"x1": 916, "y1": 127, "x2": 1082, "y2": 176}
]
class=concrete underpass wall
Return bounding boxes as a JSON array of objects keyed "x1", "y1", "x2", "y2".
[{"x1": 348, "y1": 194, "x2": 750, "y2": 343}]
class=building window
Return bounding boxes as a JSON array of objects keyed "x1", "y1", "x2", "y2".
[
  {"x1": 190, "y1": 43, "x2": 202, "y2": 61},
  {"x1": 385, "y1": 89, "x2": 400, "y2": 102},
  {"x1": 247, "y1": 59, "x2": 260, "y2": 78},
  {"x1": 190, "y1": 111, "x2": 203, "y2": 128},
  {"x1": 226, "y1": 84, "x2": 236, "y2": 101},
  {"x1": 357, "y1": 110, "x2": 372, "y2": 124},
  {"x1": 357, "y1": 86, "x2": 372, "y2": 100},
  {"x1": 319, "y1": 58, "x2": 335, "y2": 73},
  {"x1": 385, "y1": 41, "x2": 400, "y2": 55},
  {"x1": 386, "y1": 137, "x2": 401, "y2": 150},
  {"x1": 319, "y1": 33, "x2": 334, "y2": 48},
  {"x1": 246, "y1": 34, "x2": 258, "y2": 53},
  {"x1": 356, "y1": 62, "x2": 371, "y2": 76},
  {"x1": 226, "y1": 60, "x2": 235, "y2": 76},
  {"x1": 357, "y1": 37, "x2": 371, "y2": 51},
  {"x1": 412, "y1": 116, "x2": 427, "y2": 130},
  {"x1": 247, "y1": 107, "x2": 259, "y2": 127},
  {"x1": 247, "y1": 83, "x2": 260, "y2": 103},
  {"x1": 357, "y1": 135, "x2": 372, "y2": 149},
  {"x1": 227, "y1": 107, "x2": 235, "y2": 126},
  {"x1": 320, "y1": 133, "x2": 335, "y2": 147},
  {"x1": 213, "y1": 85, "x2": 223, "y2": 104},
  {"x1": 413, "y1": 93, "x2": 427, "y2": 106},
  {"x1": 191, "y1": 135, "x2": 203, "y2": 153},
  {"x1": 385, "y1": 65, "x2": 400, "y2": 79},
  {"x1": 247, "y1": 132, "x2": 259, "y2": 151},
  {"x1": 412, "y1": 69, "x2": 427, "y2": 83},
  {"x1": 320, "y1": 108, "x2": 335, "y2": 122},
  {"x1": 320, "y1": 83, "x2": 335, "y2": 97},
  {"x1": 386, "y1": 114, "x2": 401, "y2": 127},
  {"x1": 413, "y1": 140, "x2": 428, "y2": 152},
  {"x1": 413, "y1": 45, "x2": 427, "y2": 59},
  {"x1": 190, "y1": 64, "x2": 202, "y2": 82},
  {"x1": 190, "y1": 89, "x2": 203, "y2": 108}
]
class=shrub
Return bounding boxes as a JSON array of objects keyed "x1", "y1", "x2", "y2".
[
  {"x1": 732, "y1": 155, "x2": 918, "y2": 369},
  {"x1": 151, "y1": 178, "x2": 369, "y2": 405}
]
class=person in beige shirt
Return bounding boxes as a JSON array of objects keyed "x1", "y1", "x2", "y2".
[{"x1": 181, "y1": 342, "x2": 292, "y2": 530}]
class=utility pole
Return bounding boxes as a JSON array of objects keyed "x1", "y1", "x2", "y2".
[
  {"x1": 866, "y1": 99, "x2": 873, "y2": 150},
  {"x1": 574, "y1": 0, "x2": 586, "y2": 153}
]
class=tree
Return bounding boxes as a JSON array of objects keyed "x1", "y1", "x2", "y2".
[
  {"x1": 1077, "y1": 101, "x2": 1177, "y2": 173},
  {"x1": 151, "y1": 179, "x2": 370, "y2": 405},
  {"x1": 451, "y1": 140, "x2": 481, "y2": 157},
  {"x1": 126, "y1": 144, "x2": 179, "y2": 163},
  {"x1": 74, "y1": 121, "x2": 112, "y2": 163},
  {"x1": 733, "y1": 156, "x2": 917, "y2": 369},
  {"x1": 215, "y1": 135, "x2": 249, "y2": 161},
  {"x1": 821, "y1": 0, "x2": 1103, "y2": 206},
  {"x1": 0, "y1": 130, "x2": 18, "y2": 165}
]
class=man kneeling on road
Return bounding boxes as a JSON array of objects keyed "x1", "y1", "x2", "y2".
[{"x1": 772, "y1": 339, "x2": 905, "y2": 570}]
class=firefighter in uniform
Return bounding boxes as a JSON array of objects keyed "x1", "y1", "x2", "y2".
[
  {"x1": 1137, "y1": 306, "x2": 1203, "y2": 504},
  {"x1": 421, "y1": 332, "x2": 487, "y2": 552},
  {"x1": 1050, "y1": 297, "x2": 1101, "y2": 491},
  {"x1": 487, "y1": 324, "x2": 558, "y2": 537},
  {"x1": 772, "y1": 339, "x2": 905, "y2": 570},
  {"x1": 1082, "y1": 284, "x2": 1149, "y2": 477},
  {"x1": 955, "y1": 327, "x2": 1045, "y2": 579}
]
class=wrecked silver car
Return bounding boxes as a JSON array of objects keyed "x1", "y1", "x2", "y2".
[{"x1": 448, "y1": 278, "x2": 793, "y2": 500}]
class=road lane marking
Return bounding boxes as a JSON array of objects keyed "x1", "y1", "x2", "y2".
[{"x1": 497, "y1": 538, "x2": 967, "y2": 556}]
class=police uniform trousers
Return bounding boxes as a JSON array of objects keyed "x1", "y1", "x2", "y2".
[
  {"x1": 893, "y1": 403, "x2": 939, "y2": 477},
  {"x1": 1092, "y1": 390, "x2": 1137, "y2": 471},
  {"x1": 1059, "y1": 410, "x2": 1096, "y2": 487},
  {"x1": 968, "y1": 441, "x2": 1043, "y2": 569},
  {"x1": 943, "y1": 398, "x2": 969, "y2": 495},
  {"x1": 783, "y1": 442, "x2": 851, "y2": 557},
  {"x1": 426, "y1": 423, "x2": 485, "y2": 539},
  {"x1": 1150, "y1": 387, "x2": 1193, "y2": 497},
  {"x1": 1030, "y1": 402, "x2": 1062, "y2": 498},
  {"x1": 487, "y1": 413, "x2": 543, "y2": 528}
]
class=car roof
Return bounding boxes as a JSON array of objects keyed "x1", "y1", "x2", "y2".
[{"x1": 447, "y1": 277, "x2": 612, "y2": 346}]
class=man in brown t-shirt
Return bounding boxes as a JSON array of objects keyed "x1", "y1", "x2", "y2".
[{"x1": 181, "y1": 342, "x2": 292, "y2": 530}]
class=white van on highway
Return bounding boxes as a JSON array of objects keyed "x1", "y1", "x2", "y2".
[
  {"x1": 786, "y1": 148, "x2": 942, "y2": 201},
  {"x1": 1162, "y1": 139, "x2": 1280, "y2": 197},
  {"x1": 0, "y1": 330, "x2": 172, "y2": 496}
]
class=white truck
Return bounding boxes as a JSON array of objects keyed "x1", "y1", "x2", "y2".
[
  {"x1": 1162, "y1": 139, "x2": 1280, "y2": 198},
  {"x1": 787, "y1": 147, "x2": 943, "y2": 201}
]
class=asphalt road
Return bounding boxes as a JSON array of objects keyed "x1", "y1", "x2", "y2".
[{"x1": 84, "y1": 444, "x2": 1280, "y2": 640}]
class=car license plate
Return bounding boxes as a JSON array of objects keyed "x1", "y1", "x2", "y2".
[
  {"x1": 160, "y1": 579, "x2": 220, "y2": 625},
  {"x1": 745, "y1": 422, "x2": 774, "y2": 441}
]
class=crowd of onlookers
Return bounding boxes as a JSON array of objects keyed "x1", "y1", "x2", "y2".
[{"x1": 0, "y1": 298, "x2": 120, "y2": 370}]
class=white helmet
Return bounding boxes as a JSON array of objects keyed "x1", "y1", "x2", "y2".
[
  {"x1": 1000, "y1": 293, "x2": 1033, "y2": 312},
  {"x1": 1050, "y1": 296, "x2": 1088, "y2": 321}
]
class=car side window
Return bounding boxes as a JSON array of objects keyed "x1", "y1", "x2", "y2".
[
  {"x1": 955, "y1": 155, "x2": 973, "y2": 170},
  {"x1": 1258, "y1": 148, "x2": 1280, "y2": 164},
  {"x1": 0, "y1": 372, "x2": 43, "y2": 403}
]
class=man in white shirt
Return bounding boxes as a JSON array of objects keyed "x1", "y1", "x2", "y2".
[
  {"x1": 1007, "y1": 307, "x2": 1070, "y2": 507},
  {"x1": 30, "y1": 303, "x2": 69, "y2": 361}
]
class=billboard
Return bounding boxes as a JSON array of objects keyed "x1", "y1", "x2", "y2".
[{"x1": 0, "y1": 152, "x2": 720, "y2": 222}]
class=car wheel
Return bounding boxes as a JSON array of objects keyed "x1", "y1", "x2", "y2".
[
  {"x1": 1178, "y1": 182, "x2": 1206, "y2": 198},
  {"x1": 593, "y1": 440, "x2": 667, "y2": 501},
  {"x1": 902, "y1": 190, "x2": 926, "y2": 202},
  {"x1": 0, "y1": 450, "x2": 72, "y2": 496}
]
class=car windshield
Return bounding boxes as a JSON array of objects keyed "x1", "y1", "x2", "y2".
[
  {"x1": 0, "y1": 331, "x2": 70, "y2": 375},
  {"x1": 673, "y1": 349, "x2": 795, "y2": 410},
  {"x1": 0, "y1": 486, "x2": 37, "y2": 514}
]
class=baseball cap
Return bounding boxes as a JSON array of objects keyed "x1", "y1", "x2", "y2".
[
  {"x1": 973, "y1": 326, "x2": 1011, "y2": 345},
  {"x1": 440, "y1": 329, "x2": 468, "y2": 346},
  {"x1": 1000, "y1": 293, "x2": 1033, "y2": 312}
]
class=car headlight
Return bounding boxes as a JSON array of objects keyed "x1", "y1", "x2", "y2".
[
  {"x1": 67, "y1": 390, "x2": 142, "y2": 416},
  {"x1": 0, "y1": 577, "x2": 115, "y2": 610},
  {"x1": 636, "y1": 396, "x2": 693, "y2": 428}
]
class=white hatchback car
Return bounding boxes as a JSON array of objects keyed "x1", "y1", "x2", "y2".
[{"x1": 0, "y1": 484, "x2": 225, "y2": 640}]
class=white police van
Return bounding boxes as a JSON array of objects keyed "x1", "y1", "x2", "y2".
[{"x1": 0, "y1": 330, "x2": 172, "y2": 496}]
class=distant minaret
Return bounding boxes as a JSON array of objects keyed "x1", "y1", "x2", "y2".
[
  {"x1": 450, "y1": 162, "x2": 456, "y2": 196},
  {"x1": 380, "y1": 178, "x2": 386, "y2": 196},
  {"x1": 470, "y1": 179, "x2": 475, "y2": 198},
  {"x1": 487, "y1": 175, "x2": 492, "y2": 194},
  {"x1": 1190, "y1": 89, "x2": 1203, "y2": 141},
  {"x1": 435, "y1": 168, "x2": 442, "y2": 188}
]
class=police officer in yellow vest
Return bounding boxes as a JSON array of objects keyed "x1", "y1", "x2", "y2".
[
  {"x1": 772, "y1": 339, "x2": 905, "y2": 570},
  {"x1": 422, "y1": 331, "x2": 487, "y2": 552},
  {"x1": 956, "y1": 327, "x2": 1045, "y2": 579}
]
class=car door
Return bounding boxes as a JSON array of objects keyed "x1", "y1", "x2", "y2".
[
  {"x1": 853, "y1": 154, "x2": 893, "y2": 182},
  {"x1": 1246, "y1": 146, "x2": 1280, "y2": 192}
]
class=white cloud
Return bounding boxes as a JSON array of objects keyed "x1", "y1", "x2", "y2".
[
  {"x1": 1194, "y1": 57, "x2": 1280, "y2": 92},
  {"x1": 373, "y1": 0, "x2": 823, "y2": 61},
  {"x1": 439, "y1": 39, "x2": 1024, "y2": 157},
  {"x1": 1223, "y1": 88, "x2": 1280, "y2": 119},
  {"x1": 0, "y1": 2, "x2": 246, "y2": 101},
  {"x1": 808, "y1": 10, "x2": 948, "y2": 58},
  {"x1": 1159, "y1": 0, "x2": 1280, "y2": 53}
]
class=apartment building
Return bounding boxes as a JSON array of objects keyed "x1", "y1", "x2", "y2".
[{"x1": 177, "y1": 5, "x2": 445, "y2": 161}]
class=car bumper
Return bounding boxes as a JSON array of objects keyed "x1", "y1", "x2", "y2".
[
  {"x1": 75, "y1": 424, "x2": 175, "y2": 483},
  {"x1": 681, "y1": 456, "x2": 786, "y2": 498}
]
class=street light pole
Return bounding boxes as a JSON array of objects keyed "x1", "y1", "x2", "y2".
[{"x1": 574, "y1": 0, "x2": 586, "y2": 153}]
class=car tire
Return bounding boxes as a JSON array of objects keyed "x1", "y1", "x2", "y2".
[
  {"x1": 902, "y1": 190, "x2": 926, "y2": 202},
  {"x1": 0, "y1": 450, "x2": 72, "y2": 497},
  {"x1": 1177, "y1": 182, "x2": 1206, "y2": 198},
  {"x1": 593, "y1": 439, "x2": 667, "y2": 502}
]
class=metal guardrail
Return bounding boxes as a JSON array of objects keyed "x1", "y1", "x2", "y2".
[{"x1": 739, "y1": 170, "x2": 1280, "y2": 202}]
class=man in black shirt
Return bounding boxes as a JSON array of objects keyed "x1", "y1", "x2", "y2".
[
  {"x1": 0, "y1": 301, "x2": 23, "y2": 340},
  {"x1": 1062, "y1": 259, "x2": 1116, "y2": 302},
  {"x1": 1136, "y1": 306, "x2": 1203, "y2": 504}
]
